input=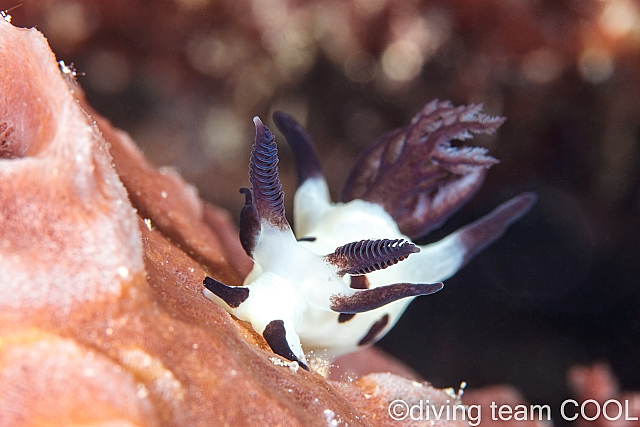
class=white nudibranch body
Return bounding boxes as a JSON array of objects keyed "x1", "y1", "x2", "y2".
[
  {"x1": 203, "y1": 103, "x2": 536, "y2": 371},
  {"x1": 289, "y1": 179, "x2": 466, "y2": 356}
]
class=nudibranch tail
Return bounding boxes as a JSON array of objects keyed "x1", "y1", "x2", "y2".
[
  {"x1": 250, "y1": 117, "x2": 289, "y2": 230},
  {"x1": 203, "y1": 276, "x2": 249, "y2": 308},
  {"x1": 272, "y1": 111, "x2": 324, "y2": 185},
  {"x1": 456, "y1": 192, "x2": 537, "y2": 267},
  {"x1": 325, "y1": 238, "x2": 420, "y2": 276},
  {"x1": 263, "y1": 320, "x2": 310, "y2": 371},
  {"x1": 330, "y1": 282, "x2": 444, "y2": 314},
  {"x1": 238, "y1": 187, "x2": 260, "y2": 257},
  {"x1": 341, "y1": 100, "x2": 506, "y2": 240}
]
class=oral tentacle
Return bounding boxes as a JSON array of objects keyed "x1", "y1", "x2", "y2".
[
  {"x1": 203, "y1": 276, "x2": 250, "y2": 309},
  {"x1": 330, "y1": 282, "x2": 444, "y2": 314}
]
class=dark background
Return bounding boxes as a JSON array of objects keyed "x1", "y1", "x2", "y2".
[{"x1": 6, "y1": 0, "x2": 640, "y2": 412}]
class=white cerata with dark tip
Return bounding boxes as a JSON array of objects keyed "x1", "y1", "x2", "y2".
[{"x1": 203, "y1": 102, "x2": 536, "y2": 371}]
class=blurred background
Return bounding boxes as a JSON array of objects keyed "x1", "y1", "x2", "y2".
[{"x1": 6, "y1": 0, "x2": 640, "y2": 416}]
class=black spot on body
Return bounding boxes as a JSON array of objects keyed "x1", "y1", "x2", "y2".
[
  {"x1": 297, "y1": 236, "x2": 317, "y2": 242},
  {"x1": 337, "y1": 275, "x2": 370, "y2": 322},
  {"x1": 338, "y1": 313, "x2": 355, "y2": 323},
  {"x1": 349, "y1": 275, "x2": 369, "y2": 289},
  {"x1": 358, "y1": 314, "x2": 389, "y2": 346}
]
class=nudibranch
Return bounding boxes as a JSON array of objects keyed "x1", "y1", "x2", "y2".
[{"x1": 203, "y1": 100, "x2": 535, "y2": 371}]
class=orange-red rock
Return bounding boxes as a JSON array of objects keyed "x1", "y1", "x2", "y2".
[
  {"x1": 0, "y1": 18, "x2": 471, "y2": 427},
  {"x1": 336, "y1": 373, "x2": 470, "y2": 427}
]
